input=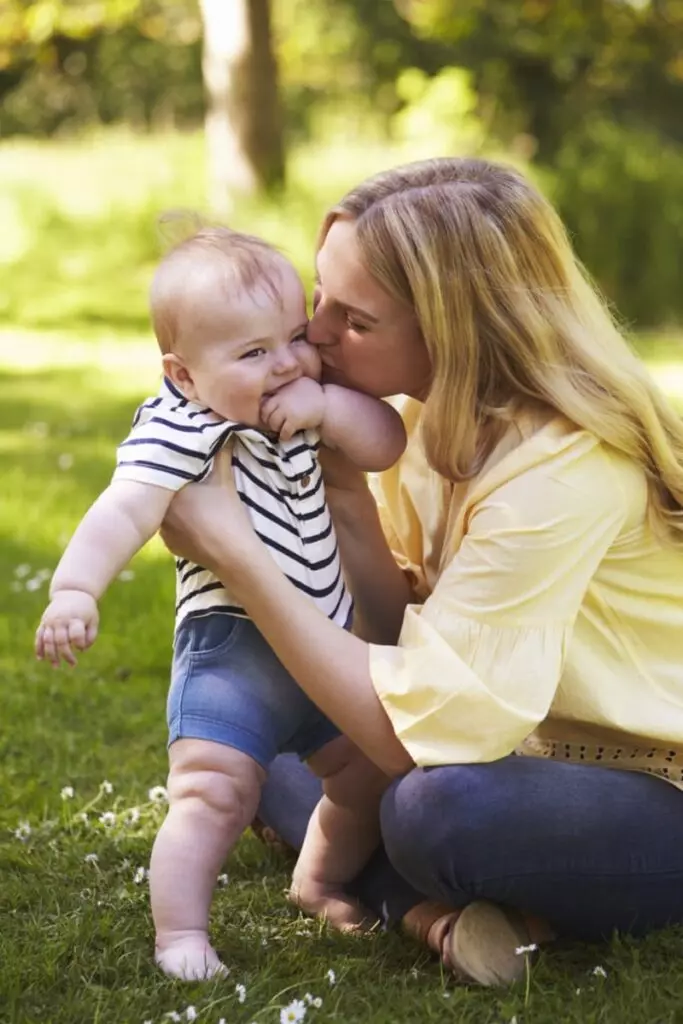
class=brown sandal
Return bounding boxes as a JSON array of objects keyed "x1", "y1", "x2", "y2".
[{"x1": 403, "y1": 899, "x2": 536, "y2": 987}]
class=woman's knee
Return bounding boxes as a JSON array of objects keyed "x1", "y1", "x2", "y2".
[{"x1": 379, "y1": 763, "x2": 509, "y2": 893}]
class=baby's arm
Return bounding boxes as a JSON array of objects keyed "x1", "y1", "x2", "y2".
[
  {"x1": 261, "y1": 379, "x2": 406, "y2": 472},
  {"x1": 319, "y1": 384, "x2": 406, "y2": 472},
  {"x1": 36, "y1": 480, "x2": 172, "y2": 666}
]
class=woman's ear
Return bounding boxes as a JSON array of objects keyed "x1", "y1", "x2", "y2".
[{"x1": 162, "y1": 353, "x2": 200, "y2": 402}]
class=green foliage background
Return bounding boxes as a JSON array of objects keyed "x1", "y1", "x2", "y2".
[{"x1": 1, "y1": 0, "x2": 683, "y2": 324}]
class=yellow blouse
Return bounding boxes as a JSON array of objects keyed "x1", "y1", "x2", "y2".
[{"x1": 369, "y1": 398, "x2": 683, "y2": 787}]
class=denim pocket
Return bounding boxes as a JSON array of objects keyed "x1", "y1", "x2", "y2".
[{"x1": 181, "y1": 613, "x2": 244, "y2": 661}]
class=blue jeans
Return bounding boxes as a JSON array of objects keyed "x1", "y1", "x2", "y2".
[{"x1": 258, "y1": 753, "x2": 683, "y2": 941}]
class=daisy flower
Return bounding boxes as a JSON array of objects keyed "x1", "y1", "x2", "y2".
[
  {"x1": 13, "y1": 821, "x2": 31, "y2": 842},
  {"x1": 280, "y1": 999, "x2": 307, "y2": 1024}
]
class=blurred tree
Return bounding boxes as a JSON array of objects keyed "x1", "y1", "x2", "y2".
[
  {"x1": 396, "y1": 0, "x2": 683, "y2": 160},
  {"x1": 0, "y1": 0, "x2": 204, "y2": 134},
  {"x1": 200, "y1": 0, "x2": 284, "y2": 211}
]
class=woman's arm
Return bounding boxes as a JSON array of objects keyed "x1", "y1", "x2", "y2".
[
  {"x1": 161, "y1": 450, "x2": 413, "y2": 776},
  {"x1": 319, "y1": 447, "x2": 414, "y2": 644},
  {"x1": 228, "y1": 538, "x2": 413, "y2": 776}
]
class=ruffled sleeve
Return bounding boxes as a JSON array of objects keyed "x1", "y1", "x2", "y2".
[{"x1": 369, "y1": 437, "x2": 628, "y2": 765}]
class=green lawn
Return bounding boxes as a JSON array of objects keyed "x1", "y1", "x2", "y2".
[
  {"x1": 3, "y1": 130, "x2": 683, "y2": 1023},
  {"x1": 2, "y1": 327, "x2": 683, "y2": 1024}
]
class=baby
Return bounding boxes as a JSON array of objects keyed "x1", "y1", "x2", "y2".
[{"x1": 35, "y1": 228, "x2": 406, "y2": 980}]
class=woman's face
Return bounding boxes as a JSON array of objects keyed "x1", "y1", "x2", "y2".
[{"x1": 307, "y1": 217, "x2": 431, "y2": 399}]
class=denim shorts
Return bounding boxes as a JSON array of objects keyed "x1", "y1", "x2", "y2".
[{"x1": 167, "y1": 613, "x2": 342, "y2": 768}]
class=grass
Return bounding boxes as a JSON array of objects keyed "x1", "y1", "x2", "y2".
[
  {"x1": 2, "y1": 129, "x2": 683, "y2": 1023},
  {"x1": 3, "y1": 336, "x2": 683, "y2": 1024}
]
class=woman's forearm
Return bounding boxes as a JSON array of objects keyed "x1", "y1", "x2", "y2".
[
  {"x1": 225, "y1": 542, "x2": 413, "y2": 777},
  {"x1": 326, "y1": 485, "x2": 414, "y2": 644}
]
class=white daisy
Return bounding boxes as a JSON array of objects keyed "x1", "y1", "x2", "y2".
[
  {"x1": 133, "y1": 866, "x2": 148, "y2": 884},
  {"x1": 118, "y1": 569, "x2": 135, "y2": 582},
  {"x1": 185, "y1": 1008, "x2": 197, "y2": 1022},
  {"x1": 311, "y1": 997, "x2": 322, "y2": 1009},
  {"x1": 326, "y1": 968, "x2": 336, "y2": 985},
  {"x1": 84, "y1": 853, "x2": 99, "y2": 864},
  {"x1": 148, "y1": 785, "x2": 168, "y2": 803},
  {"x1": 280, "y1": 1000, "x2": 306, "y2": 1024},
  {"x1": 515, "y1": 943, "x2": 538, "y2": 956},
  {"x1": 235, "y1": 983, "x2": 246, "y2": 1003},
  {"x1": 126, "y1": 807, "x2": 140, "y2": 825},
  {"x1": 217, "y1": 873, "x2": 229, "y2": 886},
  {"x1": 13, "y1": 821, "x2": 31, "y2": 842},
  {"x1": 60, "y1": 785, "x2": 75, "y2": 800},
  {"x1": 101, "y1": 780, "x2": 114, "y2": 795},
  {"x1": 592, "y1": 965, "x2": 607, "y2": 978},
  {"x1": 99, "y1": 811, "x2": 116, "y2": 827}
]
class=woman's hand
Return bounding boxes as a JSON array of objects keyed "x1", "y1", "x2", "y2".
[{"x1": 161, "y1": 448, "x2": 258, "y2": 575}]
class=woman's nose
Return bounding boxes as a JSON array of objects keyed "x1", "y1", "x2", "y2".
[{"x1": 307, "y1": 303, "x2": 338, "y2": 348}]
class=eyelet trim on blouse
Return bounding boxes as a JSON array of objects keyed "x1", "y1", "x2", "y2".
[{"x1": 517, "y1": 737, "x2": 683, "y2": 787}]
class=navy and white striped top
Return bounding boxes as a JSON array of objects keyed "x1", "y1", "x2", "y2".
[{"x1": 114, "y1": 378, "x2": 352, "y2": 631}]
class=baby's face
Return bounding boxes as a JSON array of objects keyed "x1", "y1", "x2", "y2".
[{"x1": 178, "y1": 264, "x2": 321, "y2": 427}]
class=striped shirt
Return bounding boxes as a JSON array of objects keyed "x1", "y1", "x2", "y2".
[{"x1": 114, "y1": 378, "x2": 352, "y2": 630}]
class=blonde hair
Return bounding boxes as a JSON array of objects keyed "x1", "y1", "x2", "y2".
[
  {"x1": 323, "y1": 157, "x2": 683, "y2": 545},
  {"x1": 150, "y1": 226, "x2": 287, "y2": 354}
]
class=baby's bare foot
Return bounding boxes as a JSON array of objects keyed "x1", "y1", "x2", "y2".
[
  {"x1": 155, "y1": 930, "x2": 228, "y2": 981},
  {"x1": 288, "y1": 877, "x2": 375, "y2": 932}
]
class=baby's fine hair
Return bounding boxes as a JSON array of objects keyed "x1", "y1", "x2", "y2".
[{"x1": 150, "y1": 225, "x2": 288, "y2": 354}]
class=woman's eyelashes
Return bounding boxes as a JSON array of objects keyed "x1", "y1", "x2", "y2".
[
  {"x1": 345, "y1": 314, "x2": 369, "y2": 334},
  {"x1": 239, "y1": 347, "x2": 266, "y2": 360}
]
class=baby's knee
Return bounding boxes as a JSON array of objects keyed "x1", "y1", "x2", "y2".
[
  {"x1": 168, "y1": 740, "x2": 264, "y2": 825},
  {"x1": 312, "y1": 737, "x2": 388, "y2": 809}
]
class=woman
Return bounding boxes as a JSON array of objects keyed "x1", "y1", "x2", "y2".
[{"x1": 163, "y1": 157, "x2": 683, "y2": 986}]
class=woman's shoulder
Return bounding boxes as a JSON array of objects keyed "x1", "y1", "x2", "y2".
[
  {"x1": 476, "y1": 412, "x2": 646, "y2": 504},
  {"x1": 386, "y1": 399, "x2": 643, "y2": 498}
]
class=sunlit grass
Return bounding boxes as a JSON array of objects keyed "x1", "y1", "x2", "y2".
[
  {"x1": 2, "y1": 128, "x2": 683, "y2": 1022},
  {"x1": 1, "y1": 326, "x2": 683, "y2": 1022}
]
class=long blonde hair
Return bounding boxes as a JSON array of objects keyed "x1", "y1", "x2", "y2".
[{"x1": 324, "y1": 157, "x2": 683, "y2": 545}]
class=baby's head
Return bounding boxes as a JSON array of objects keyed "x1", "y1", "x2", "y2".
[{"x1": 150, "y1": 227, "x2": 320, "y2": 426}]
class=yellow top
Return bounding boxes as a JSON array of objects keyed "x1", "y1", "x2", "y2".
[{"x1": 369, "y1": 399, "x2": 683, "y2": 787}]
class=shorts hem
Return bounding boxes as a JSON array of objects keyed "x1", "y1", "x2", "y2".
[{"x1": 168, "y1": 715, "x2": 273, "y2": 769}]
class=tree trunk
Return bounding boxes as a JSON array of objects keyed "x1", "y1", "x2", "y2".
[{"x1": 199, "y1": 0, "x2": 285, "y2": 215}]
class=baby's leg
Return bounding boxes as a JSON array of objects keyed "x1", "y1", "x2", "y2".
[
  {"x1": 150, "y1": 737, "x2": 265, "y2": 980},
  {"x1": 290, "y1": 736, "x2": 389, "y2": 930}
]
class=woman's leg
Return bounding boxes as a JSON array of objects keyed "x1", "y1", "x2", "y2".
[
  {"x1": 381, "y1": 756, "x2": 683, "y2": 941},
  {"x1": 257, "y1": 753, "x2": 422, "y2": 923}
]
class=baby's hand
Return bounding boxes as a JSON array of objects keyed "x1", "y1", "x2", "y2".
[
  {"x1": 35, "y1": 590, "x2": 99, "y2": 667},
  {"x1": 261, "y1": 378, "x2": 326, "y2": 441}
]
